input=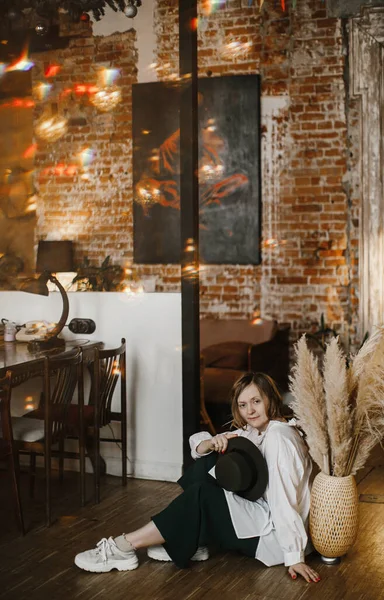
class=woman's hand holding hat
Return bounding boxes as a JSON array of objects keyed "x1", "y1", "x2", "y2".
[
  {"x1": 210, "y1": 433, "x2": 238, "y2": 454},
  {"x1": 196, "y1": 433, "x2": 238, "y2": 456}
]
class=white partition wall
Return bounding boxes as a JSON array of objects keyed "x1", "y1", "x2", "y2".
[{"x1": 0, "y1": 291, "x2": 183, "y2": 482}]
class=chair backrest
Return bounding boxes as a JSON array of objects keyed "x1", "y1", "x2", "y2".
[
  {"x1": 45, "y1": 348, "x2": 82, "y2": 441},
  {"x1": 7, "y1": 349, "x2": 82, "y2": 442},
  {"x1": 8, "y1": 357, "x2": 46, "y2": 389},
  {"x1": 8, "y1": 357, "x2": 47, "y2": 425},
  {"x1": 93, "y1": 338, "x2": 126, "y2": 427}
]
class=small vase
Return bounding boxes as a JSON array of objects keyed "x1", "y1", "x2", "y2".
[{"x1": 310, "y1": 471, "x2": 359, "y2": 560}]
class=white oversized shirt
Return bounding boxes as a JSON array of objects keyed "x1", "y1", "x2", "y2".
[{"x1": 189, "y1": 420, "x2": 313, "y2": 567}]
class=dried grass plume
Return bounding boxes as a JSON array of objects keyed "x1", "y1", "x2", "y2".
[
  {"x1": 347, "y1": 333, "x2": 384, "y2": 475},
  {"x1": 323, "y1": 338, "x2": 352, "y2": 476},
  {"x1": 289, "y1": 336, "x2": 330, "y2": 473},
  {"x1": 289, "y1": 330, "x2": 384, "y2": 477}
]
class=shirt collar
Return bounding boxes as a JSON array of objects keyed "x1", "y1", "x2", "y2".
[{"x1": 245, "y1": 418, "x2": 299, "y2": 446}]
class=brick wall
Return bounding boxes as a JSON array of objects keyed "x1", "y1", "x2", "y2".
[
  {"x1": 32, "y1": 0, "x2": 361, "y2": 348},
  {"x1": 33, "y1": 26, "x2": 138, "y2": 268},
  {"x1": 153, "y1": 0, "x2": 359, "y2": 347}
]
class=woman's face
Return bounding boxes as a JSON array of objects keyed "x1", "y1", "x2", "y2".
[{"x1": 237, "y1": 383, "x2": 270, "y2": 432}]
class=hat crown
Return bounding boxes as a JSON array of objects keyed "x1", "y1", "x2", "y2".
[
  {"x1": 215, "y1": 451, "x2": 255, "y2": 493},
  {"x1": 214, "y1": 436, "x2": 268, "y2": 501}
]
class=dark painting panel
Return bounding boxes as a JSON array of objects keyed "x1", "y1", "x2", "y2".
[{"x1": 132, "y1": 75, "x2": 261, "y2": 265}]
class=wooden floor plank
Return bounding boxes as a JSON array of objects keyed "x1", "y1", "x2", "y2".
[{"x1": 0, "y1": 458, "x2": 383, "y2": 600}]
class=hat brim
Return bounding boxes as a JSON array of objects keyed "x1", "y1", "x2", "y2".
[{"x1": 218, "y1": 436, "x2": 268, "y2": 501}]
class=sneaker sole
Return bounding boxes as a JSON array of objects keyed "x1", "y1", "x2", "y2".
[
  {"x1": 192, "y1": 549, "x2": 209, "y2": 562},
  {"x1": 147, "y1": 547, "x2": 172, "y2": 562},
  {"x1": 74, "y1": 555, "x2": 139, "y2": 573},
  {"x1": 147, "y1": 547, "x2": 209, "y2": 562}
]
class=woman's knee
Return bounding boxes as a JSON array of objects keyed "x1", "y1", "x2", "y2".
[
  {"x1": 178, "y1": 456, "x2": 217, "y2": 490},
  {"x1": 193, "y1": 481, "x2": 222, "y2": 505},
  {"x1": 184, "y1": 481, "x2": 217, "y2": 498}
]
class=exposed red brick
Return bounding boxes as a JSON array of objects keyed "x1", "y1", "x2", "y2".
[{"x1": 30, "y1": 0, "x2": 361, "y2": 349}]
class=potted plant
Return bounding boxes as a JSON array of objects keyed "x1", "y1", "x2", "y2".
[
  {"x1": 72, "y1": 256, "x2": 124, "y2": 291},
  {"x1": 289, "y1": 329, "x2": 384, "y2": 562}
]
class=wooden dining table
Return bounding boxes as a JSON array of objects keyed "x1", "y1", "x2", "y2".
[{"x1": 0, "y1": 339, "x2": 103, "y2": 378}]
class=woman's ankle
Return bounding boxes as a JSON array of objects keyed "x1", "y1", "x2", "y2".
[{"x1": 114, "y1": 534, "x2": 136, "y2": 552}]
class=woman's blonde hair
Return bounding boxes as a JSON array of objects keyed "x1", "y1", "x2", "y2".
[{"x1": 230, "y1": 372, "x2": 284, "y2": 429}]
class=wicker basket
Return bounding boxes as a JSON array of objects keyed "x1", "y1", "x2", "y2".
[{"x1": 310, "y1": 472, "x2": 359, "y2": 558}]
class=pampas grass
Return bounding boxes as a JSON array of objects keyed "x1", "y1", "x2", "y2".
[
  {"x1": 323, "y1": 338, "x2": 352, "y2": 476},
  {"x1": 346, "y1": 332, "x2": 384, "y2": 475},
  {"x1": 289, "y1": 329, "x2": 384, "y2": 477},
  {"x1": 289, "y1": 336, "x2": 330, "y2": 474},
  {"x1": 348, "y1": 326, "x2": 384, "y2": 399}
]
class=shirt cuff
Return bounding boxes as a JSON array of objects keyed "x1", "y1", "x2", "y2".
[
  {"x1": 189, "y1": 431, "x2": 213, "y2": 459},
  {"x1": 284, "y1": 551, "x2": 305, "y2": 567}
]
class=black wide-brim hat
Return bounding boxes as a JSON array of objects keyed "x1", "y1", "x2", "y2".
[{"x1": 215, "y1": 436, "x2": 268, "y2": 501}]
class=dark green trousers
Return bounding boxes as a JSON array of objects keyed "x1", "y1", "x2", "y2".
[{"x1": 152, "y1": 454, "x2": 259, "y2": 568}]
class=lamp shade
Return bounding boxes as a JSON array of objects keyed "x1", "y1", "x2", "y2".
[
  {"x1": 20, "y1": 273, "x2": 49, "y2": 296},
  {"x1": 36, "y1": 240, "x2": 74, "y2": 273}
]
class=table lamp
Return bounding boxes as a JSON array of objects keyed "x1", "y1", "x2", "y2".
[{"x1": 20, "y1": 240, "x2": 74, "y2": 352}]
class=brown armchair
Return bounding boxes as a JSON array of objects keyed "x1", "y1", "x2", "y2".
[{"x1": 200, "y1": 319, "x2": 290, "y2": 432}]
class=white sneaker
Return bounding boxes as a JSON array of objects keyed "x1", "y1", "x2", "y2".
[
  {"x1": 147, "y1": 545, "x2": 209, "y2": 562},
  {"x1": 74, "y1": 537, "x2": 139, "y2": 573}
]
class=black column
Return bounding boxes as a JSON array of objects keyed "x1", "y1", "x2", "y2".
[{"x1": 179, "y1": 0, "x2": 200, "y2": 469}]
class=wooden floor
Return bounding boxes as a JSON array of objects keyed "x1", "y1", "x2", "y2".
[{"x1": 0, "y1": 451, "x2": 383, "y2": 600}]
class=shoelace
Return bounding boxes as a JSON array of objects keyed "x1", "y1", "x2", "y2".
[{"x1": 96, "y1": 537, "x2": 114, "y2": 563}]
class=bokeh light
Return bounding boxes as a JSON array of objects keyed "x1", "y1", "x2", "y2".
[
  {"x1": 45, "y1": 64, "x2": 61, "y2": 78},
  {"x1": 23, "y1": 144, "x2": 38, "y2": 159},
  {"x1": 220, "y1": 40, "x2": 253, "y2": 60},
  {"x1": 35, "y1": 114, "x2": 68, "y2": 142},
  {"x1": 251, "y1": 310, "x2": 263, "y2": 326},
  {"x1": 90, "y1": 85, "x2": 122, "y2": 112},
  {"x1": 33, "y1": 82, "x2": 52, "y2": 101},
  {"x1": 201, "y1": 0, "x2": 226, "y2": 16},
  {"x1": 6, "y1": 48, "x2": 34, "y2": 72},
  {"x1": 103, "y1": 68, "x2": 120, "y2": 86},
  {"x1": 78, "y1": 147, "x2": 95, "y2": 168}
]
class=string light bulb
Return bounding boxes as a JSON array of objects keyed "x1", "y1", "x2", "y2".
[
  {"x1": 35, "y1": 22, "x2": 49, "y2": 36},
  {"x1": 124, "y1": 0, "x2": 142, "y2": 18},
  {"x1": 124, "y1": 2, "x2": 137, "y2": 17}
]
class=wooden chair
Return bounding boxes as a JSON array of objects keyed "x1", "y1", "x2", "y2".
[
  {"x1": 93, "y1": 338, "x2": 127, "y2": 503},
  {"x1": 0, "y1": 371, "x2": 25, "y2": 535},
  {"x1": 61, "y1": 338, "x2": 127, "y2": 504},
  {"x1": 1, "y1": 349, "x2": 83, "y2": 528}
]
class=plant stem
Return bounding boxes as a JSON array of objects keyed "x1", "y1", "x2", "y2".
[
  {"x1": 322, "y1": 453, "x2": 330, "y2": 475},
  {"x1": 345, "y1": 432, "x2": 360, "y2": 476}
]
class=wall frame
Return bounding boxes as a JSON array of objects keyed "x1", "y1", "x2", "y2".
[{"x1": 132, "y1": 75, "x2": 261, "y2": 265}]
